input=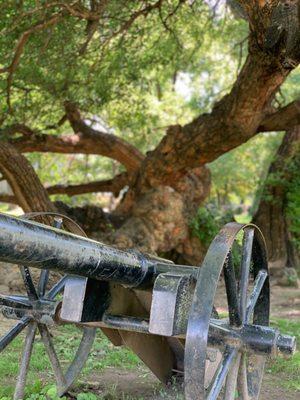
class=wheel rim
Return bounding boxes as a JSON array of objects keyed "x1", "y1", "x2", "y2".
[
  {"x1": 184, "y1": 223, "x2": 270, "y2": 400},
  {"x1": 0, "y1": 212, "x2": 96, "y2": 399}
]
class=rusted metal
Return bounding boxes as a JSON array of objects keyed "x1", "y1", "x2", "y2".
[{"x1": 0, "y1": 212, "x2": 296, "y2": 400}]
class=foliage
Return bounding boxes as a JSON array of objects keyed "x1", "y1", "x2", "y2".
[
  {"x1": 0, "y1": 1, "x2": 248, "y2": 205},
  {"x1": 190, "y1": 206, "x2": 227, "y2": 245},
  {"x1": 0, "y1": 1, "x2": 297, "y2": 215},
  {"x1": 208, "y1": 132, "x2": 283, "y2": 218},
  {"x1": 185, "y1": 136, "x2": 286, "y2": 247},
  {"x1": 0, "y1": 2, "x2": 244, "y2": 131}
]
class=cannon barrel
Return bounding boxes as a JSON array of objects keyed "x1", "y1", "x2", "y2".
[{"x1": 0, "y1": 213, "x2": 163, "y2": 287}]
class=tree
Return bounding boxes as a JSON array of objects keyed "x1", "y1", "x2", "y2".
[
  {"x1": 1, "y1": 0, "x2": 300, "y2": 381},
  {"x1": 253, "y1": 126, "x2": 300, "y2": 278}
]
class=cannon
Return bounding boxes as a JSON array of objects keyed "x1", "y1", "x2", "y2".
[{"x1": 0, "y1": 211, "x2": 296, "y2": 400}]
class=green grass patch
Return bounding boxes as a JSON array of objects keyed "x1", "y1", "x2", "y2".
[
  {"x1": 0, "y1": 318, "x2": 298, "y2": 398},
  {"x1": 267, "y1": 318, "x2": 300, "y2": 391},
  {"x1": 0, "y1": 324, "x2": 140, "y2": 399}
]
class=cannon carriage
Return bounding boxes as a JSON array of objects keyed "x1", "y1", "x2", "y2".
[{"x1": 0, "y1": 212, "x2": 296, "y2": 400}]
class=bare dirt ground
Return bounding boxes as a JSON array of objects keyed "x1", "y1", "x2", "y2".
[
  {"x1": 0, "y1": 284, "x2": 299, "y2": 399},
  {"x1": 74, "y1": 369, "x2": 298, "y2": 400},
  {"x1": 269, "y1": 284, "x2": 300, "y2": 319}
]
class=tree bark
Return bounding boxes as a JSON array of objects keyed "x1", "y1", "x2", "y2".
[
  {"x1": 135, "y1": 53, "x2": 288, "y2": 193},
  {"x1": 0, "y1": 142, "x2": 55, "y2": 213},
  {"x1": 253, "y1": 127, "x2": 300, "y2": 275},
  {"x1": 0, "y1": 173, "x2": 129, "y2": 203},
  {"x1": 9, "y1": 132, "x2": 144, "y2": 173}
]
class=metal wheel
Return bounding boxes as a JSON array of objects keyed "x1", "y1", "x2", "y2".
[
  {"x1": 185, "y1": 223, "x2": 270, "y2": 400},
  {"x1": 0, "y1": 212, "x2": 96, "y2": 399}
]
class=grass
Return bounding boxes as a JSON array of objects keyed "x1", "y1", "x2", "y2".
[
  {"x1": 267, "y1": 318, "x2": 300, "y2": 391},
  {"x1": 0, "y1": 318, "x2": 299, "y2": 399},
  {"x1": 0, "y1": 324, "x2": 140, "y2": 399}
]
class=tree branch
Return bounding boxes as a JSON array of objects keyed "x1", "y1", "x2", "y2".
[
  {"x1": 47, "y1": 172, "x2": 128, "y2": 197},
  {"x1": 6, "y1": 127, "x2": 144, "y2": 173},
  {"x1": 0, "y1": 123, "x2": 34, "y2": 137},
  {"x1": 258, "y1": 100, "x2": 300, "y2": 132},
  {"x1": 0, "y1": 142, "x2": 55, "y2": 212},
  {"x1": 0, "y1": 194, "x2": 16, "y2": 204},
  {"x1": 0, "y1": 173, "x2": 129, "y2": 204},
  {"x1": 134, "y1": 51, "x2": 292, "y2": 190}
]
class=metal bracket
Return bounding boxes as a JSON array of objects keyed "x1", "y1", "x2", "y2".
[
  {"x1": 149, "y1": 272, "x2": 195, "y2": 336},
  {"x1": 60, "y1": 276, "x2": 110, "y2": 323}
]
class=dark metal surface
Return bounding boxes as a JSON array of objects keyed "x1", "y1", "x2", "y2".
[
  {"x1": 149, "y1": 272, "x2": 195, "y2": 336},
  {"x1": 185, "y1": 223, "x2": 243, "y2": 400},
  {"x1": 19, "y1": 266, "x2": 39, "y2": 301},
  {"x1": 0, "y1": 212, "x2": 201, "y2": 289},
  {"x1": 61, "y1": 275, "x2": 110, "y2": 323},
  {"x1": 82, "y1": 314, "x2": 295, "y2": 357},
  {"x1": 0, "y1": 213, "x2": 154, "y2": 288},
  {"x1": 184, "y1": 223, "x2": 271, "y2": 400},
  {"x1": 246, "y1": 270, "x2": 268, "y2": 323},
  {"x1": 0, "y1": 295, "x2": 32, "y2": 309},
  {"x1": 239, "y1": 228, "x2": 254, "y2": 322},
  {"x1": 206, "y1": 346, "x2": 238, "y2": 400},
  {"x1": 102, "y1": 314, "x2": 150, "y2": 333},
  {"x1": 223, "y1": 252, "x2": 241, "y2": 326},
  {"x1": 0, "y1": 316, "x2": 31, "y2": 352},
  {"x1": 37, "y1": 217, "x2": 63, "y2": 296},
  {"x1": 14, "y1": 322, "x2": 37, "y2": 400}
]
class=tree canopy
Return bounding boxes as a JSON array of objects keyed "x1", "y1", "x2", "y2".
[{"x1": 0, "y1": 1, "x2": 299, "y2": 261}]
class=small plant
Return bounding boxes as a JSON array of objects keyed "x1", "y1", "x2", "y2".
[{"x1": 190, "y1": 207, "x2": 220, "y2": 245}]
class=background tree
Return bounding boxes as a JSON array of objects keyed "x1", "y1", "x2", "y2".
[{"x1": 254, "y1": 126, "x2": 300, "y2": 278}]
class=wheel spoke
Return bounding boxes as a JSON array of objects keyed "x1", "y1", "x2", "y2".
[
  {"x1": 14, "y1": 322, "x2": 37, "y2": 400},
  {"x1": 0, "y1": 295, "x2": 31, "y2": 309},
  {"x1": 0, "y1": 317, "x2": 31, "y2": 352},
  {"x1": 19, "y1": 266, "x2": 38, "y2": 301},
  {"x1": 237, "y1": 353, "x2": 249, "y2": 400},
  {"x1": 206, "y1": 346, "x2": 237, "y2": 400},
  {"x1": 37, "y1": 270, "x2": 50, "y2": 297},
  {"x1": 38, "y1": 324, "x2": 67, "y2": 390},
  {"x1": 224, "y1": 252, "x2": 241, "y2": 326},
  {"x1": 245, "y1": 270, "x2": 268, "y2": 323},
  {"x1": 63, "y1": 327, "x2": 96, "y2": 394},
  {"x1": 224, "y1": 353, "x2": 241, "y2": 400},
  {"x1": 47, "y1": 276, "x2": 67, "y2": 300},
  {"x1": 240, "y1": 228, "x2": 254, "y2": 322},
  {"x1": 37, "y1": 217, "x2": 63, "y2": 297},
  {"x1": 246, "y1": 354, "x2": 266, "y2": 400}
]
